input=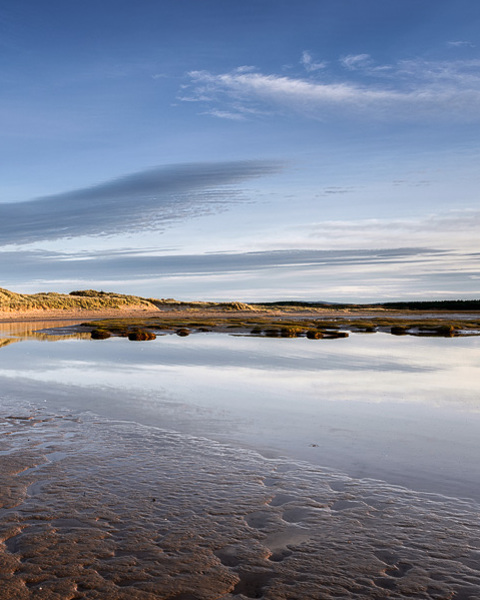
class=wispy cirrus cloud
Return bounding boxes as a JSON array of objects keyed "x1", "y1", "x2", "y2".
[
  {"x1": 201, "y1": 109, "x2": 246, "y2": 120},
  {"x1": 0, "y1": 161, "x2": 281, "y2": 246},
  {"x1": 300, "y1": 51, "x2": 327, "y2": 72},
  {"x1": 393, "y1": 58, "x2": 480, "y2": 86},
  {"x1": 3, "y1": 246, "x2": 478, "y2": 302},
  {"x1": 448, "y1": 40, "x2": 475, "y2": 48},
  {"x1": 297, "y1": 209, "x2": 480, "y2": 252},
  {"x1": 181, "y1": 54, "x2": 480, "y2": 122},
  {"x1": 340, "y1": 53, "x2": 373, "y2": 70}
]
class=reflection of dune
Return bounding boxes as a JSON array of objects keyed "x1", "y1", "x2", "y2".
[
  {"x1": 0, "y1": 320, "x2": 84, "y2": 337},
  {"x1": 0, "y1": 320, "x2": 92, "y2": 349},
  {"x1": 27, "y1": 332, "x2": 93, "y2": 342},
  {"x1": 0, "y1": 337, "x2": 20, "y2": 349}
]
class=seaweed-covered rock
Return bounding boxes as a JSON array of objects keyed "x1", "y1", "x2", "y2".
[
  {"x1": 127, "y1": 330, "x2": 156, "y2": 341},
  {"x1": 306, "y1": 330, "x2": 323, "y2": 339},
  {"x1": 433, "y1": 325, "x2": 457, "y2": 337},
  {"x1": 264, "y1": 328, "x2": 281, "y2": 337},
  {"x1": 91, "y1": 329, "x2": 111, "y2": 340},
  {"x1": 280, "y1": 327, "x2": 302, "y2": 338},
  {"x1": 391, "y1": 326, "x2": 409, "y2": 336},
  {"x1": 176, "y1": 328, "x2": 190, "y2": 337}
]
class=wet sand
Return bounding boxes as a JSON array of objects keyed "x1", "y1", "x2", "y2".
[{"x1": 2, "y1": 400, "x2": 480, "y2": 599}]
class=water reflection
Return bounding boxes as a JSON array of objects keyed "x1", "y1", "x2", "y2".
[
  {"x1": 0, "y1": 319, "x2": 91, "y2": 343},
  {"x1": 1, "y1": 332, "x2": 477, "y2": 408},
  {"x1": 0, "y1": 324, "x2": 479, "y2": 500}
]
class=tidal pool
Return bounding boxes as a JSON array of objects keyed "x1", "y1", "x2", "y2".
[{"x1": 1, "y1": 323, "x2": 480, "y2": 598}]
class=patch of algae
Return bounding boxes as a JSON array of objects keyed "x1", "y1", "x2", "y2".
[{"x1": 81, "y1": 313, "x2": 480, "y2": 341}]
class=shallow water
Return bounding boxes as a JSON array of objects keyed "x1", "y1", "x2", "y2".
[
  {"x1": 1, "y1": 329, "x2": 480, "y2": 499},
  {"x1": 1, "y1": 324, "x2": 480, "y2": 598}
]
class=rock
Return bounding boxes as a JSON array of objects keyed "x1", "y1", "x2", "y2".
[
  {"x1": 391, "y1": 326, "x2": 409, "y2": 336},
  {"x1": 176, "y1": 328, "x2": 190, "y2": 337},
  {"x1": 264, "y1": 328, "x2": 281, "y2": 337},
  {"x1": 127, "y1": 330, "x2": 156, "y2": 341},
  {"x1": 280, "y1": 327, "x2": 302, "y2": 337},
  {"x1": 91, "y1": 329, "x2": 111, "y2": 340}
]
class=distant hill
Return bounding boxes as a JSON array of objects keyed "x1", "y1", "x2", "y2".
[{"x1": 0, "y1": 288, "x2": 156, "y2": 312}]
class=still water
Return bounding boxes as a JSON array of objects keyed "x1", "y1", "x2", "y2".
[
  {"x1": 1, "y1": 322, "x2": 480, "y2": 598},
  {"x1": 1, "y1": 324, "x2": 480, "y2": 500}
]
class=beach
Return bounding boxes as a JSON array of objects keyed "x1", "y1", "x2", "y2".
[
  {"x1": 1, "y1": 314, "x2": 480, "y2": 598},
  {"x1": 2, "y1": 401, "x2": 480, "y2": 599},
  {"x1": 2, "y1": 399, "x2": 480, "y2": 599}
]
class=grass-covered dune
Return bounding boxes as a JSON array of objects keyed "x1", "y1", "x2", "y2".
[
  {"x1": 0, "y1": 288, "x2": 263, "y2": 315},
  {"x1": 0, "y1": 288, "x2": 157, "y2": 313}
]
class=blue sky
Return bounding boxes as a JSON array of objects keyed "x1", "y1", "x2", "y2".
[{"x1": 1, "y1": 0, "x2": 479, "y2": 301}]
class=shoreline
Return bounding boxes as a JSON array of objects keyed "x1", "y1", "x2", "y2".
[
  {"x1": 1, "y1": 305, "x2": 480, "y2": 321},
  {"x1": 1, "y1": 305, "x2": 480, "y2": 340}
]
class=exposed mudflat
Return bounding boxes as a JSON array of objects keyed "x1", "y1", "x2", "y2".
[{"x1": 1, "y1": 399, "x2": 480, "y2": 599}]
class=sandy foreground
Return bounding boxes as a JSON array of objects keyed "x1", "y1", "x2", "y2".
[{"x1": 2, "y1": 402, "x2": 480, "y2": 599}]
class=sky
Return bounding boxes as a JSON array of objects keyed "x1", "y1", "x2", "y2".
[{"x1": 1, "y1": 0, "x2": 479, "y2": 302}]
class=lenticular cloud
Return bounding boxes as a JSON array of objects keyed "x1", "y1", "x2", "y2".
[{"x1": 0, "y1": 160, "x2": 281, "y2": 245}]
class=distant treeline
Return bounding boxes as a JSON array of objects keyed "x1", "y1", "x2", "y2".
[
  {"x1": 374, "y1": 300, "x2": 480, "y2": 311},
  {"x1": 256, "y1": 300, "x2": 480, "y2": 311}
]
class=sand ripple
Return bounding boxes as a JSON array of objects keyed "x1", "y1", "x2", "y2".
[{"x1": 1, "y1": 402, "x2": 480, "y2": 599}]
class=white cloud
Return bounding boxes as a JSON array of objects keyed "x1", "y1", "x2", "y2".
[
  {"x1": 448, "y1": 40, "x2": 475, "y2": 48},
  {"x1": 232, "y1": 65, "x2": 257, "y2": 74},
  {"x1": 202, "y1": 109, "x2": 246, "y2": 121},
  {"x1": 340, "y1": 53, "x2": 372, "y2": 70},
  {"x1": 300, "y1": 51, "x2": 327, "y2": 72},
  {"x1": 394, "y1": 58, "x2": 480, "y2": 86},
  {"x1": 183, "y1": 61, "x2": 480, "y2": 122},
  {"x1": 298, "y1": 209, "x2": 480, "y2": 252}
]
